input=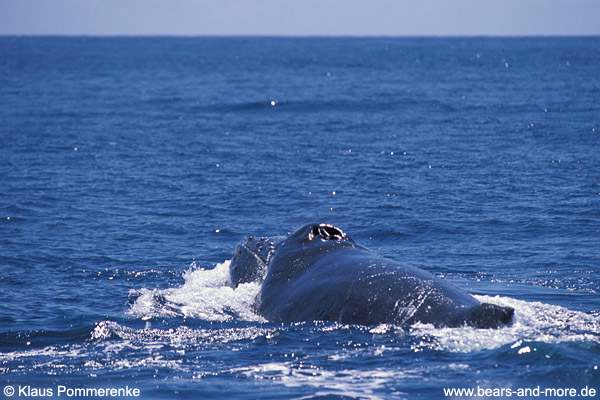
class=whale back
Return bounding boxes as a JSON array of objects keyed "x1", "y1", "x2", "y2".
[{"x1": 257, "y1": 223, "x2": 514, "y2": 329}]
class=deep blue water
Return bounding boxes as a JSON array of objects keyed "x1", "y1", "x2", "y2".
[{"x1": 1, "y1": 37, "x2": 599, "y2": 399}]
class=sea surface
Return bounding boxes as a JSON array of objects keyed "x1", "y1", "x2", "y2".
[{"x1": 1, "y1": 37, "x2": 599, "y2": 399}]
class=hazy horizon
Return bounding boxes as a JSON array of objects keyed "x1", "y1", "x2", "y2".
[
  {"x1": 1, "y1": 0, "x2": 599, "y2": 37},
  {"x1": 1, "y1": 34, "x2": 599, "y2": 38}
]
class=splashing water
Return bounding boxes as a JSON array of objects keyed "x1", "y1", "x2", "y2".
[
  {"x1": 127, "y1": 260, "x2": 265, "y2": 322},
  {"x1": 408, "y1": 295, "x2": 600, "y2": 353},
  {"x1": 126, "y1": 261, "x2": 600, "y2": 354}
]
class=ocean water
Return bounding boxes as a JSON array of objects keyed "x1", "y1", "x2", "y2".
[{"x1": 1, "y1": 37, "x2": 599, "y2": 399}]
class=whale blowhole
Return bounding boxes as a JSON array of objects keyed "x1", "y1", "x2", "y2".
[{"x1": 310, "y1": 224, "x2": 346, "y2": 241}]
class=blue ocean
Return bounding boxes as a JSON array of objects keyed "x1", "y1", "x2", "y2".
[{"x1": 1, "y1": 37, "x2": 599, "y2": 399}]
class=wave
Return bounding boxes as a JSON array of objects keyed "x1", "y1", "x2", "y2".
[
  {"x1": 127, "y1": 260, "x2": 264, "y2": 322},
  {"x1": 127, "y1": 260, "x2": 600, "y2": 353},
  {"x1": 407, "y1": 295, "x2": 600, "y2": 353}
]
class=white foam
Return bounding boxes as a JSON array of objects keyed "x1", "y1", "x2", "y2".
[
  {"x1": 126, "y1": 261, "x2": 599, "y2": 354},
  {"x1": 127, "y1": 260, "x2": 265, "y2": 322},
  {"x1": 407, "y1": 295, "x2": 600, "y2": 353},
  {"x1": 4, "y1": 295, "x2": 598, "y2": 378},
  {"x1": 91, "y1": 320, "x2": 276, "y2": 345}
]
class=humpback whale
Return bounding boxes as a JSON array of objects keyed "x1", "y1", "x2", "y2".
[{"x1": 229, "y1": 223, "x2": 514, "y2": 328}]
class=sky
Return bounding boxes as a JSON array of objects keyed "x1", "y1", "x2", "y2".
[{"x1": 1, "y1": 0, "x2": 599, "y2": 36}]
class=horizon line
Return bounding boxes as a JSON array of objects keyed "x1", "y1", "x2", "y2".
[{"x1": 1, "y1": 33, "x2": 599, "y2": 39}]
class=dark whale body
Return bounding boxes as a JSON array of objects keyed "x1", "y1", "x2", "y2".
[{"x1": 230, "y1": 223, "x2": 514, "y2": 328}]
